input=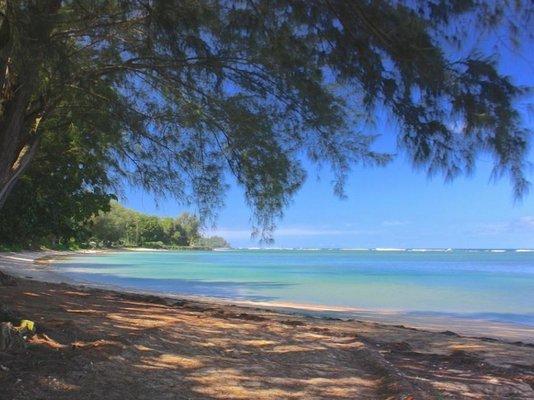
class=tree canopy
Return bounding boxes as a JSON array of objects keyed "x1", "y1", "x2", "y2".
[
  {"x1": 0, "y1": 1, "x2": 531, "y2": 240},
  {"x1": 90, "y1": 202, "x2": 226, "y2": 249},
  {"x1": 0, "y1": 104, "x2": 116, "y2": 247}
]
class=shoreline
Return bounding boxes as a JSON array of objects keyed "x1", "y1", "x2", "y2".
[
  {"x1": 1, "y1": 250, "x2": 533, "y2": 344},
  {"x1": 1, "y1": 250, "x2": 533, "y2": 399}
]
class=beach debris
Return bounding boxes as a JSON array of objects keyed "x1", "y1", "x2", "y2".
[
  {"x1": 0, "y1": 322, "x2": 27, "y2": 352},
  {"x1": 15, "y1": 319, "x2": 36, "y2": 339},
  {"x1": 0, "y1": 271, "x2": 16, "y2": 286},
  {"x1": 0, "y1": 364, "x2": 9, "y2": 371},
  {"x1": 0, "y1": 312, "x2": 37, "y2": 352}
]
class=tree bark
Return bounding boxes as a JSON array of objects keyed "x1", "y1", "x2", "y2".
[
  {"x1": 0, "y1": 133, "x2": 41, "y2": 208},
  {"x1": 0, "y1": 72, "x2": 42, "y2": 208},
  {"x1": 0, "y1": 0, "x2": 60, "y2": 209}
]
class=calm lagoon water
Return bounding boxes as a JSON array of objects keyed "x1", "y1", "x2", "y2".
[{"x1": 54, "y1": 249, "x2": 534, "y2": 326}]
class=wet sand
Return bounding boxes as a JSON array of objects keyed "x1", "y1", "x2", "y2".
[{"x1": 0, "y1": 252, "x2": 533, "y2": 399}]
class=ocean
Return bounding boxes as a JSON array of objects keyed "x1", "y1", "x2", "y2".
[{"x1": 53, "y1": 248, "x2": 534, "y2": 327}]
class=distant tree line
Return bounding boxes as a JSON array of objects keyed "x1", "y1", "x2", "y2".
[
  {"x1": 0, "y1": 193, "x2": 229, "y2": 250},
  {"x1": 90, "y1": 202, "x2": 228, "y2": 249}
]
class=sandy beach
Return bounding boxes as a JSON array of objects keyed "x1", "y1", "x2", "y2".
[{"x1": 1, "y1": 251, "x2": 533, "y2": 399}]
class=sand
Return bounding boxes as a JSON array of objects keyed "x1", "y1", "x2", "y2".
[{"x1": 0, "y1": 251, "x2": 533, "y2": 399}]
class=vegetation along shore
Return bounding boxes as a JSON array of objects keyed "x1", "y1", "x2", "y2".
[{"x1": 0, "y1": 202, "x2": 229, "y2": 252}]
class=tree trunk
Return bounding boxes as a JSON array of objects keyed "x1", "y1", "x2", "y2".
[
  {"x1": 0, "y1": 135, "x2": 41, "y2": 208},
  {"x1": 0, "y1": 0, "x2": 61, "y2": 209},
  {"x1": 0, "y1": 73, "x2": 42, "y2": 208}
]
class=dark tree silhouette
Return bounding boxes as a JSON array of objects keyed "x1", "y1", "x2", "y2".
[{"x1": 0, "y1": 1, "x2": 531, "y2": 238}]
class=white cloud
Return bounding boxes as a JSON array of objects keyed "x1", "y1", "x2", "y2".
[
  {"x1": 206, "y1": 226, "x2": 379, "y2": 239},
  {"x1": 514, "y1": 216, "x2": 534, "y2": 229},
  {"x1": 204, "y1": 228, "x2": 251, "y2": 240},
  {"x1": 381, "y1": 220, "x2": 410, "y2": 227},
  {"x1": 470, "y1": 216, "x2": 534, "y2": 236},
  {"x1": 275, "y1": 228, "x2": 375, "y2": 236}
]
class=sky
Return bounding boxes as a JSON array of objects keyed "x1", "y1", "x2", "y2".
[{"x1": 122, "y1": 30, "x2": 534, "y2": 249}]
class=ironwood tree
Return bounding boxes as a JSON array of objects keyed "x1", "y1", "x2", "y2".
[{"x1": 0, "y1": 1, "x2": 531, "y2": 238}]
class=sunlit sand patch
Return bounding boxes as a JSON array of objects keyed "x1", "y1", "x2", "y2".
[
  {"x1": 327, "y1": 340, "x2": 366, "y2": 350},
  {"x1": 191, "y1": 337, "x2": 233, "y2": 349},
  {"x1": 159, "y1": 353, "x2": 203, "y2": 368},
  {"x1": 293, "y1": 332, "x2": 330, "y2": 340},
  {"x1": 301, "y1": 376, "x2": 378, "y2": 398},
  {"x1": 38, "y1": 376, "x2": 80, "y2": 392},
  {"x1": 191, "y1": 340, "x2": 220, "y2": 349},
  {"x1": 140, "y1": 353, "x2": 204, "y2": 370},
  {"x1": 63, "y1": 290, "x2": 91, "y2": 297},
  {"x1": 203, "y1": 320, "x2": 247, "y2": 330},
  {"x1": 188, "y1": 368, "x2": 306, "y2": 399},
  {"x1": 448, "y1": 343, "x2": 486, "y2": 352},
  {"x1": 134, "y1": 344, "x2": 154, "y2": 352},
  {"x1": 22, "y1": 291, "x2": 40, "y2": 297},
  {"x1": 115, "y1": 312, "x2": 178, "y2": 324},
  {"x1": 194, "y1": 384, "x2": 300, "y2": 400},
  {"x1": 429, "y1": 378, "x2": 520, "y2": 399},
  {"x1": 105, "y1": 313, "x2": 175, "y2": 328},
  {"x1": 269, "y1": 344, "x2": 321, "y2": 354},
  {"x1": 65, "y1": 308, "x2": 104, "y2": 315},
  {"x1": 188, "y1": 368, "x2": 377, "y2": 399},
  {"x1": 241, "y1": 339, "x2": 278, "y2": 347},
  {"x1": 263, "y1": 324, "x2": 296, "y2": 335}
]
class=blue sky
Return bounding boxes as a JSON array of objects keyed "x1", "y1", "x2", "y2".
[{"x1": 122, "y1": 36, "x2": 534, "y2": 249}]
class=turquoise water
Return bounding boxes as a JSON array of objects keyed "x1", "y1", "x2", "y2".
[{"x1": 55, "y1": 249, "x2": 534, "y2": 326}]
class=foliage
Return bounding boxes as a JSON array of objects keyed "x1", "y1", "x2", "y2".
[
  {"x1": 89, "y1": 202, "x2": 212, "y2": 248},
  {"x1": 0, "y1": 109, "x2": 116, "y2": 247},
  {"x1": 0, "y1": 1, "x2": 531, "y2": 240}
]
